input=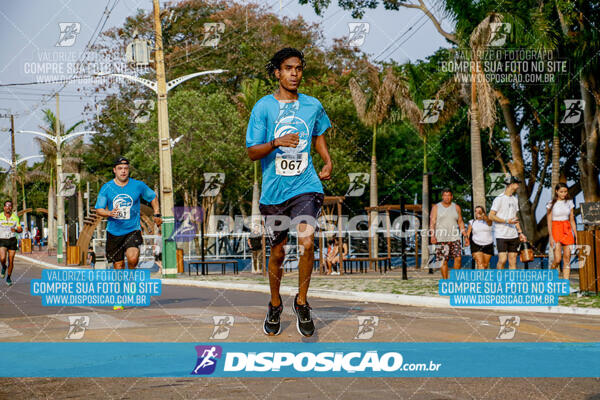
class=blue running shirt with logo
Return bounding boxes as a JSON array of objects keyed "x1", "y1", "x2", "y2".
[
  {"x1": 246, "y1": 93, "x2": 331, "y2": 205},
  {"x1": 94, "y1": 178, "x2": 156, "y2": 236}
]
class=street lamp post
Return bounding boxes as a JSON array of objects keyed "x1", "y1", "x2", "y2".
[
  {"x1": 18, "y1": 127, "x2": 96, "y2": 264},
  {"x1": 95, "y1": 1, "x2": 226, "y2": 278}
]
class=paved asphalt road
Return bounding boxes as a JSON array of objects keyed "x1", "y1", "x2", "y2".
[{"x1": 1, "y1": 260, "x2": 599, "y2": 399}]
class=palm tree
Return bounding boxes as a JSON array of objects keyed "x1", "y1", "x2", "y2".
[
  {"x1": 349, "y1": 64, "x2": 398, "y2": 268},
  {"x1": 36, "y1": 109, "x2": 84, "y2": 248},
  {"x1": 466, "y1": 13, "x2": 501, "y2": 209},
  {"x1": 234, "y1": 79, "x2": 267, "y2": 272},
  {"x1": 394, "y1": 73, "x2": 461, "y2": 269}
]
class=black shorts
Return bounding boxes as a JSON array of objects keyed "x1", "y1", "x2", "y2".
[
  {"x1": 470, "y1": 241, "x2": 494, "y2": 256},
  {"x1": 106, "y1": 230, "x2": 143, "y2": 263},
  {"x1": 496, "y1": 237, "x2": 520, "y2": 253},
  {"x1": 259, "y1": 192, "x2": 324, "y2": 246},
  {"x1": 0, "y1": 237, "x2": 17, "y2": 251}
]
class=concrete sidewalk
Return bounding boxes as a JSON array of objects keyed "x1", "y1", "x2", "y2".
[{"x1": 15, "y1": 251, "x2": 600, "y2": 316}]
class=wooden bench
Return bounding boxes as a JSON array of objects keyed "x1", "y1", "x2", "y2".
[
  {"x1": 188, "y1": 260, "x2": 239, "y2": 276},
  {"x1": 343, "y1": 257, "x2": 392, "y2": 274}
]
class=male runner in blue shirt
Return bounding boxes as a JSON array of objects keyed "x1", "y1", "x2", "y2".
[
  {"x1": 94, "y1": 157, "x2": 162, "y2": 309},
  {"x1": 246, "y1": 48, "x2": 333, "y2": 337}
]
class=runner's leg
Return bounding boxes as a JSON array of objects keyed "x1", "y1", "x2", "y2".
[
  {"x1": 296, "y1": 223, "x2": 315, "y2": 305},
  {"x1": 562, "y1": 244, "x2": 571, "y2": 280},
  {"x1": 497, "y1": 252, "x2": 507, "y2": 269},
  {"x1": 552, "y1": 242, "x2": 562, "y2": 270},
  {"x1": 125, "y1": 247, "x2": 140, "y2": 269},
  {"x1": 0, "y1": 247, "x2": 6, "y2": 277},
  {"x1": 473, "y1": 252, "x2": 482, "y2": 269},
  {"x1": 268, "y1": 239, "x2": 286, "y2": 307},
  {"x1": 482, "y1": 253, "x2": 492, "y2": 269},
  {"x1": 7, "y1": 249, "x2": 16, "y2": 277},
  {"x1": 453, "y1": 256, "x2": 461, "y2": 270},
  {"x1": 440, "y1": 259, "x2": 449, "y2": 279},
  {"x1": 507, "y1": 252, "x2": 518, "y2": 269}
]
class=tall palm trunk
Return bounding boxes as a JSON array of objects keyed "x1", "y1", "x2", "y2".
[
  {"x1": 250, "y1": 160, "x2": 261, "y2": 274},
  {"x1": 420, "y1": 134, "x2": 430, "y2": 269},
  {"x1": 251, "y1": 161, "x2": 260, "y2": 221},
  {"x1": 551, "y1": 97, "x2": 560, "y2": 189},
  {"x1": 549, "y1": 96, "x2": 560, "y2": 266},
  {"x1": 470, "y1": 62, "x2": 486, "y2": 209},
  {"x1": 21, "y1": 182, "x2": 27, "y2": 230},
  {"x1": 369, "y1": 124, "x2": 378, "y2": 269}
]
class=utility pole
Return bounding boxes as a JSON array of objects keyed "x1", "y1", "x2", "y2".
[
  {"x1": 153, "y1": 0, "x2": 177, "y2": 277},
  {"x1": 55, "y1": 94, "x2": 65, "y2": 263},
  {"x1": 95, "y1": 1, "x2": 225, "y2": 277},
  {"x1": 10, "y1": 115, "x2": 17, "y2": 209}
]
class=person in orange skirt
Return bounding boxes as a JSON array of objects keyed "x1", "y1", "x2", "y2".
[{"x1": 546, "y1": 183, "x2": 577, "y2": 279}]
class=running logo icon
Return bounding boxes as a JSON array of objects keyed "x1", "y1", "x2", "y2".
[
  {"x1": 354, "y1": 316, "x2": 379, "y2": 339},
  {"x1": 561, "y1": 100, "x2": 585, "y2": 124},
  {"x1": 571, "y1": 245, "x2": 591, "y2": 268},
  {"x1": 201, "y1": 22, "x2": 225, "y2": 47},
  {"x1": 56, "y1": 22, "x2": 80, "y2": 47},
  {"x1": 420, "y1": 100, "x2": 444, "y2": 124},
  {"x1": 210, "y1": 316, "x2": 234, "y2": 340},
  {"x1": 489, "y1": 22, "x2": 511, "y2": 46},
  {"x1": 346, "y1": 173, "x2": 369, "y2": 197},
  {"x1": 347, "y1": 22, "x2": 370, "y2": 47},
  {"x1": 171, "y1": 207, "x2": 203, "y2": 242},
  {"x1": 191, "y1": 345, "x2": 222, "y2": 375},
  {"x1": 496, "y1": 316, "x2": 520, "y2": 340},
  {"x1": 65, "y1": 316, "x2": 90, "y2": 340},
  {"x1": 201, "y1": 173, "x2": 225, "y2": 197}
]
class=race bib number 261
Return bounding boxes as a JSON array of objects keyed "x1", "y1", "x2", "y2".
[
  {"x1": 275, "y1": 153, "x2": 308, "y2": 176},
  {"x1": 114, "y1": 207, "x2": 131, "y2": 220}
]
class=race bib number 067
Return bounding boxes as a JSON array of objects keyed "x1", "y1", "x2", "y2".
[{"x1": 275, "y1": 153, "x2": 308, "y2": 176}]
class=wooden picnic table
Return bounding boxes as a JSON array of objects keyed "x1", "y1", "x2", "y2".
[{"x1": 188, "y1": 259, "x2": 239, "y2": 276}]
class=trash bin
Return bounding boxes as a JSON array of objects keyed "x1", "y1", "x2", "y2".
[{"x1": 176, "y1": 248, "x2": 184, "y2": 274}]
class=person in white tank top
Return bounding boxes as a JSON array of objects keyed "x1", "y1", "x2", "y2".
[
  {"x1": 466, "y1": 206, "x2": 494, "y2": 269},
  {"x1": 430, "y1": 188, "x2": 468, "y2": 279}
]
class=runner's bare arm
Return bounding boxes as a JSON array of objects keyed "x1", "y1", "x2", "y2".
[
  {"x1": 247, "y1": 133, "x2": 299, "y2": 161},
  {"x1": 488, "y1": 210, "x2": 504, "y2": 223},
  {"x1": 313, "y1": 135, "x2": 332, "y2": 180},
  {"x1": 456, "y1": 205, "x2": 467, "y2": 237},
  {"x1": 569, "y1": 208, "x2": 577, "y2": 246},
  {"x1": 95, "y1": 207, "x2": 119, "y2": 218},
  {"x1": 547, "y1": 209, "x2": 554, "y2": 247},
  {"x1": 430, "y1": 204, "x2": 437, "y2": 244},
  {"x1": 150, "y1": 197, "x2": 162, "y2": 227}
]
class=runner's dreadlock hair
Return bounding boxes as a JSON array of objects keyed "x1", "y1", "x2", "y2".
[{"x1": 266, "y1": 48, "x2": 306, "y2": 76}]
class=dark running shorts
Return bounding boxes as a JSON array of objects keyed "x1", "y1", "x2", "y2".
[
  {"x1": 496, "y1": 237, "x2": 520, "y2": 253},
  {"x1": 0, "y1": 237, "x2": 17, "y2": 251},
  {"x1": 260, "y1": 192, "x2": 324, "y2": 246},
  {"x1": 106, "y1": 230, "x2": 143, "y2": 263},
  {"x1": 470, "y1": 241, "x2": 494, "y2": 256}
]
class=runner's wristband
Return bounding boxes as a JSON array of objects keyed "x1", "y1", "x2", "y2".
[
  {"x1": 154, "y1": 213, "x2": 161, "y2": 217},
  {"x1": 270, "y1": 139, "x2": 276, "y2": 149}
]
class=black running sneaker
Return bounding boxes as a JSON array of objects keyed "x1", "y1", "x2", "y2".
[
  {"x1": 263, "y1": 295, "x2": 283, "y2": 336},
  {"x1": 293, "y1": 294, "x2": 315, "y2": 337},
  {"x1": 0, "y1": 264, "x2": 6, "y2": 278}
]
